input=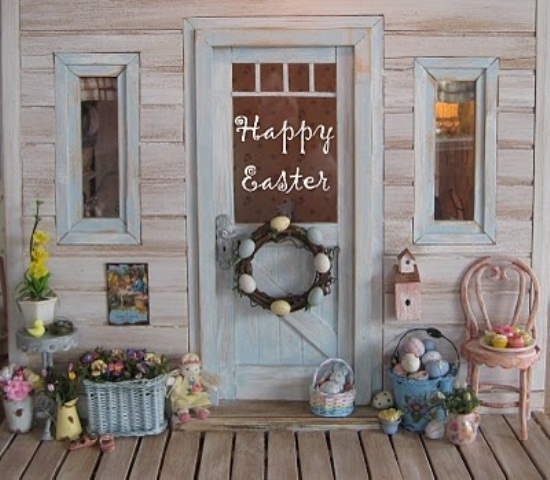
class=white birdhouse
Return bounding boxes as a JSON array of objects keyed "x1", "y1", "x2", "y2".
[
  {"x1": 397, "y1": 248, "x2": 416, "y2": 274},
  {"x1": 394, "y1": 249, "x2": 421, "y2": 321}
]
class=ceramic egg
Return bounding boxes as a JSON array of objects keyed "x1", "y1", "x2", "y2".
[
  {"x1": 270, "y1": 299, "x2": 291, "y2": 316},
  {"x1": 401, "y1": 353, "x2": 421, "y2": 373},
  {"x1": 483, "y1": 329, "x2": 497, "y2": 345},
  {"x1": 408, "y1": 370, "x2": 429, "y2": 380},
  {"x1": 307, "y1": 227, "x2": 323, "y2": 245},
  {"x1": 421, "y1": 350, "x2": 442, "y2": 365},
  {"x1": 238, "y1": 239, "x2": 256, "y2": 259},
  {"x1": 238, "y1": 274, "x2": 256, "y2": 294},
  {"x1": 270, "y1": 215, "x2": 291, "y2": 232},
  {"x1": 307, "y1": 286, "x2": 325, "y2": 306},
  {"x1": 372, "y1": 390, "x2": 394, "y2": 409},
  {"x1": 424, "y1": 419, "x2": 446, "y2": 440},
  {"x1": 314, "y1": 253, "x2": 331, "y2": 273},
  {"x1": 404, "y1": 337, "x2": 426, "y2": 357},
  {"x1": 492, "y1": 334, "x2": 508, "y2": 349},
  {"x1": 392, "y1": 364, "x2": 407, "y2": 377},
  {"x1": 423, "y1": 338, "x2": 437, "y2": 352},
  {"x1": 424, "y1": 359, "x2": 450, "y2": 378}
]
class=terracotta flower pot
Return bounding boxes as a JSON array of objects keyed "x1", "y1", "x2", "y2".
[{"x1": 445, "y1": 412, "x2": 481, "y2": 445}]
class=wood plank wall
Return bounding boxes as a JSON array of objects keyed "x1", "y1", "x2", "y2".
[{"x1": 16, "y1": 0, "x2": 544, "y2": 406}]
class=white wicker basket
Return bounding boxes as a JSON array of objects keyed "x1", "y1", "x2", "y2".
[
  {"x1": 309, "y1": 358, "x2": 355, "y2": 418},
  {"x1": 83, "y1": 375, "x2": 167, "y2": 436}
]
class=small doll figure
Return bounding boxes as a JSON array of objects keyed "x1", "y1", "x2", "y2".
[{"x1": 167, "y1": 353, "x2": 218, "y2": 424}]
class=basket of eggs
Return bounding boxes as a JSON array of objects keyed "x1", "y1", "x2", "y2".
[{"x1": 388, "y1": 327, "x2": 460, "y2": 432}]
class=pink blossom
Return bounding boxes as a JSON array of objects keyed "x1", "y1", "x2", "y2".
[{"x1": 4, "y1": 379, "x2": 32, "y2": 402}]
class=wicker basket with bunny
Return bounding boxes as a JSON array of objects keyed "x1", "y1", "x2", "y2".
[{"x1": 309, "y1": 358, "x2": 355, "y2": 418}]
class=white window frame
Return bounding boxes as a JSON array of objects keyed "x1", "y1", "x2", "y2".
[
  {"x1": 414, "y1": 57, "x2": 499, "y2": 245},
  {"x1": 55, "y1": 53, "x2": 140, "y2": 245}
]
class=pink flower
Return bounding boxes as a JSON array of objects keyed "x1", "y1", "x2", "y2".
[{"x1": 4, "y1": 379, "x2": 32, "y2": 402}]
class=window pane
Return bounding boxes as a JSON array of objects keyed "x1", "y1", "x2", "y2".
[
  {"x1": 288, "y1": 63, "x2": 309, "y2": 92},
  {"x1": 232, "y1": 63, "x2": 255, "y2": 92},
  {"x1": 81, "y1": 77, "x2": 119, "y2": 218},
  {"x1": 434, "y1": 81, "x2": 476, "y2": 221},
  {"x1": 260, "y1": 63, "x2": 284, "y2": 92},
  {"x1": 315, "y1": 63, "x2": 336, "y2": 93}
]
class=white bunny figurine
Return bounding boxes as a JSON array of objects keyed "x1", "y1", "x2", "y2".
[{"x1": 319, "y1": 366, "x2": 346, "y2": 394}]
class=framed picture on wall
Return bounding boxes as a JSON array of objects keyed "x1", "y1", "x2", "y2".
[{"x1": 106, "y1": 263, "x2": 149, "y2": 325}]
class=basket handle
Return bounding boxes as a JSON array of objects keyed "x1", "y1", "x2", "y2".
[
  {"x1": 390, "y1": 327, "x2": 461, "y2": 377},
  {"x1": 311, "y1": 358, "x2": 354, "y2": 389}
]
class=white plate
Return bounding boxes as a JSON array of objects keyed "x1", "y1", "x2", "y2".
[{"x1": 479, "y1": 338, "x2": 536, "y2": 353}]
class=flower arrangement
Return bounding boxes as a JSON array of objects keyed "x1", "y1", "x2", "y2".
[
  {"x1": 42, "y1": 363, "x2": 79, "y2": 404},
  {"x1": 378, "y1": 407, "x2": 404, "y2": 423},
  {"x1": 78, "y1": 347, "x2": 169, "y2": 383},
  {"x1": 17, "y1": 200, "x2": 56, "y2": 301},
  {"x1": 0, "y1": 364, "x2": 42, "y2": 402},
  {"x1": 438, "y1": 381, "x2": 481, "y2": 415}
]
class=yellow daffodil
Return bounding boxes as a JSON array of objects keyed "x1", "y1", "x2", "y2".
[
  {"x1": 30, "y1": 261, "x2": 49, "y2": 279},
  {"x1": 32, "y1": 229, "x2": 50, "y2": 246},
  {"x1": 32, "y1": 245, "x2": 49, "y2": 263}
]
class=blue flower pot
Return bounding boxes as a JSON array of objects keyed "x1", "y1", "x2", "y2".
[{"x1": 380, "y1": 418, "x2": 402, "y2": 435}]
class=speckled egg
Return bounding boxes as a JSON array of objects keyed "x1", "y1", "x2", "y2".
[
  {"x1": 238, "y1": 239, "x2": 256, "y2": 259},
  {"x1": 401, "y1": 353, "x2": 421, "y2": 373},
  {"x1": 404, "y1": 337, "x2": 426, "y2": 357},
  {"x1": 270, "y1": 299, "x2": 291, "y2": 316},
  {"x1": 424, "y1": 419, "x2": 446, "y2": 439},
  {"x1": 307, "y1": 227, "x2": 323, "y2": 245},
  {"x1": 314, "y1": 253, "x2": 331, "y2": 273},
  {"x1": 238, "y1": 274, "x2": 256, "y2": 294},
  {"x1": 372, "y1": 390, "x2": 394, "y2": 409},
  {"x1": 425, "y1": 359, "x2": 450, "y2": 378},
  {"x1": 307, "y1": 286, "x2": 325, "y2": 307},
  {"x1": 421, "y1": 350, "x2": 442, "y2": 366},
  {"x1": 423, "y1": 338, "x2": 437, "y2": 352},
  {"x1": 270, "y1": 215, "x2": 291, "y2": 232},
  {"x1": 392, "y1": 364, "x2": 408, "y2": 377}
]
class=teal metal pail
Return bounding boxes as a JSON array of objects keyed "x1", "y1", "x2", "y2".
[{"x1": 389, "y1": 327, "x2": 460, "y2": 433}]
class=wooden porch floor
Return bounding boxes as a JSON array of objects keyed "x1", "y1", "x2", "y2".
[{"x1": 0, "y1": 402, "x2": 549, "y2": 479}]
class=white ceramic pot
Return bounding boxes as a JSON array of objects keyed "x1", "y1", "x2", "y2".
[
  {"x1": 2, "y1": 396, "x2": 33, "y2": 433},
  {"x1": 18, "y1": 297, "x2": 57, "y2": 327}
]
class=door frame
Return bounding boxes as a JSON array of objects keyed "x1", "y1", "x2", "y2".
[{"x1": 184, "y1": 16, "x2": 384, "y2": 404}]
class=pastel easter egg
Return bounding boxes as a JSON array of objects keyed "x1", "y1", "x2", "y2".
[
  {"x1": 401, "y1": 353, "x2": 421, "y2": 373},
  {"x1": 270, "y1": 299, "x2": 291, "y2": 316},
  {"x1": 314, "y1": 253, "x2": 331, "y2": 273},
  {"x1": 238, "y1": 239, "x2": 256, "y2": 259},
  {"x1": 423, "y1": 338, "x2": 437, "y2": 352},
  {"x1": 421, "y1": 350, "x2": 442, "y2": 366},
  {"x1": 307, "y1": 286, "x2": 325, "y2": 307},
  {"x1": 270, "y1": 216, "x2": 291, "y2": 232},
  {"x1": 392, "y1": 364, "x2": 408, "y2": 377},
  {"x1": 404, "y1": 337, "x2": 426, "y2": 357},
  {"x1": 307, "y1": 227, "x2": 323, "y2": 245},
  {"x1": 425, "y1": 359, "x2": 450, "y2": 379},
  {"x1": 424, "y1": 419, "x2": 445, "y2": 439},
  {"x1": 408, "y1": 370, "x2": 429, "y2": 380},
  {"x1": 238, "y1": 274, "x2": 256, "y2": 294},
  {"x1": 372, "y1": 390, "x2": 394, "y2": 409}
]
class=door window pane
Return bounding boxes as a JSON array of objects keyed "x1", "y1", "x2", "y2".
[{"x1": 233, "y1": 62, "x2": 337, "y2": 223}]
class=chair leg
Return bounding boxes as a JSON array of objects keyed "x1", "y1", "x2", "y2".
[
  {"x1": 469, "y1": 362, "x2": 480, "y2": 396},
  {"x1": 519, "y1": 368, "x2": 529, "y2": 441}
]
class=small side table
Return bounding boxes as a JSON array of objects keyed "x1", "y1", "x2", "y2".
[{"x1": 16, "y1": 328, "x2": 78, "y2": 440}]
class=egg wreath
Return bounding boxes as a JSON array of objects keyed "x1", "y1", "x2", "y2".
[{"x1": 234, "y1": 216, "x2": 337, "y2": 316}]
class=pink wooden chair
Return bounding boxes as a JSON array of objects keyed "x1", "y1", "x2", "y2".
[{"x1": 460, "y1": 256, "x2": 541, "y2": 440}]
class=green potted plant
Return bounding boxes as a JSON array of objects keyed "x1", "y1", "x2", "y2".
[
  {"x1": 438, "y1": 381, "x2": 481, "y2": 445},
  {"x1": 16, "y1": 200, "x2": 57, "y2": 328}
]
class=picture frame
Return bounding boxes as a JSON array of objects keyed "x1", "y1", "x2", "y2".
[{"x1": 106, "y1": 263, "x2": 149, "y2": 325}]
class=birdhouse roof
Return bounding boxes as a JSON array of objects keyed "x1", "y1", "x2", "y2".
[{"x1": 397, "y1": 248, "x2": 415, "y2": 260}]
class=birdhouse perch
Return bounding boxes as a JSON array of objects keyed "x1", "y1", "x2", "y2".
[{"x1": 394, "y1": 249, "x2": 421, "y2": 321}]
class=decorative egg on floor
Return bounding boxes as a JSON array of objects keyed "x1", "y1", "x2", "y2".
[
  {"x1": 425, "y1": 359, "x2": 450, "y2": 378},
  {"x1": 404, "y1": 337, "x2": 426, "y2": 357},
  {"x1": 424, "y1": 419, "x2": 445, "y2": 439},
  {"x1": 423, "y1": 338, "x2": 437, "y2": 352},
  {"x1": 401, "y1": 353, "x2": 421, "y2": 373},
  {"x1": 372, "y1": 390, "x2": 394, "y2": 409},
  {"x1": 421, "y1": 350, "x2": 442, "y2": 366},
  {"x1": 393, "y1": 364, "x2": 407, "y2": 377}
]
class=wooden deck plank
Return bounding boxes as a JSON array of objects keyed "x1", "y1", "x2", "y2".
[
  {"x1": 391, "y1": 430, "x2": 434, "y2": 480},
  {"x1": 21, "y1": 439, "x2": 68, "y2": 480},
  {"x1": 361, "y1": 429, "x2": 403, "y2": 479},
  {"x1": 0, "y1": 423, "x2": 16, "y2": 457},
  {"x1": 459, "y1": 430, "x2": 506, "y2": 480},
  {"x1": 267, "y1": 430, "x2": 298, "y2": 480},
  {"x1": 95, "y1": 437, "x2": 139, "y2": 480},
  {"x1": 480, "y1": 414, "x2": 543, "y2": 480},
  {"x1": 0, "y1": 432, "x2": 40, "y2": 479},
  {"x1": 297, "y1": 431, "x2": 333, "y2": 480},
  {"x1": 422, "y1": 437, "x2": 471, "y2": 480},
  {"x1": 57, "y1": 445, "x2": 101, "y2": 480},
  {"x1": 232, "y1": 431, "x2": 265, "y2": 479},
  {"x1": 197, "y1": 431, "x2": 233, "y2": 480},
  {"x1": 160, "y1": 431, "x2": 200, "y2": 479},
  {"x1": 504, "y1": 414, "x2": 550, "y2": 477},
  {"x1": 533, "y1": 411, "x2": 550, "y2": 436},
  {"x1": 128, "y1": 429, "x2": 169, "y2": 480},
  {"x1": 330, "y1": 430, "x2": 369, "y2": 479}
]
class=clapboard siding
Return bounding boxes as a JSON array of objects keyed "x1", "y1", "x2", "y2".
[
  {"x1": 141, "y1": 143, "x2": 186, "y2": 180},
  {"x1": 19, "y1": 0, "x2": 535, "y2": 33}
]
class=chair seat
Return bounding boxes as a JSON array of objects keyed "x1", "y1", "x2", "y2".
[{"x1": 461, "y1": 338, "x2": 541, "y2": 370}]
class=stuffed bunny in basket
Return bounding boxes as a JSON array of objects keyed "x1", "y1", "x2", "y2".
[
  {"x1": 318, "y1": 363, "x2": 348, "y2": 394},
  {"x1": 167, "y1": 353, "x2": 219, "y2": 424}
]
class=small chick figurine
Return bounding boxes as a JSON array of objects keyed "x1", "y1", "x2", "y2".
[
  {"x1": 167, "y1": 353, "x2": 218, "y2": 424},
  {"x1": 26, "y1": 319, "x2": 46, "y2": 338}
]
